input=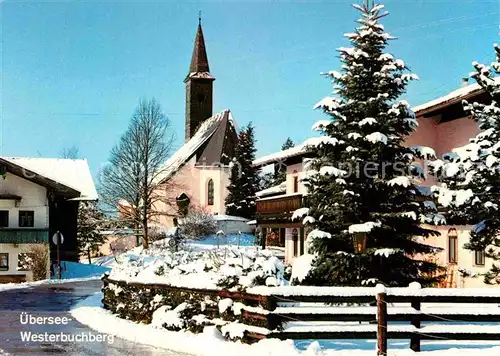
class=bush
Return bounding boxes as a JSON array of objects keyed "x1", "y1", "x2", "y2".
[
  {"x1": 149, "y1": 227, "x2": 167, "y2": 242},
  {"x1": 19, "y1": 244, "x2": 49, "y2": 281},
  {"x1": 179, "y1": 208, "x2": 217, "y2": 240}
]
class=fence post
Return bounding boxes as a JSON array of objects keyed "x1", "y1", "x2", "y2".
[
  {"x1": 376, "y1": 285, "x2": 388, "y2": 356},
  {"x1": 409, "y1": 282, "x2": 422, "y2": 352}
]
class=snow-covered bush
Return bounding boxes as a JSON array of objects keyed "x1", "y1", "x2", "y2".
[
  {"x1": 102, "y1": 244, "x2": 286, "y2": 338},
  {"x1": 109, "y1": 245, "x2": 285, "y2": 290},
  {"x1": 179, "y1": 207, "x2": 217, "y2": 240}
]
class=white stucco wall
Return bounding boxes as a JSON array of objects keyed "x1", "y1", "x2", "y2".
[
  {"x1": 0, "y1": 244, "x2": 38, "y2": 281},
  {"x1": 424, "y1": 225, "x2": 497, "y2": 288},
  {"x1": 198, "y1": 165, "x2": 231, "y2": 215},
  {"x1": 0, "y1": 173, "x2": 49, "y2": 229},
  {"x1": 0, "y1": 173, "x2": 50, "y2": 282},
  {"x1": 152, "y1": 160, "x2": 232, "y2": 228},
  {"x1": 286, "y1": 163, "x2": 307, "y2": 195}
]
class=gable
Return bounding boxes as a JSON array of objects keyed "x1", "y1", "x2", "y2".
[
  {"x1": 157, "y1": 109, "x2": 237, "y2": 183},
  {"x1": 0, "y1": 157, "x2": 97, "y2": 200}
]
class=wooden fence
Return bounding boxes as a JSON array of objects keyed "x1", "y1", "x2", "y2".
[{"x1": 104, "y1": 277, "x2": 500, "y2": 355}]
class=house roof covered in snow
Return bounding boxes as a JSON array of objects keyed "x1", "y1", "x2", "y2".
[
  {"x1": 253, "y1": 143, "x2": 308, "y2": 168},
  {"x1": 413, "y1": 77, "x2": 500, "y2": 116},
  {"x1": 0, "y1": 157, "x2": 98, "y2": 200},
  {"x1": 156, "y1": 109, "x2": 237, "y2": 183},
  {"x1": 256, "y1": 182, "x2": 287, "y2": 198},
  {"x1": 212, "y1": 214, "x2": 250, "y2": 222}
]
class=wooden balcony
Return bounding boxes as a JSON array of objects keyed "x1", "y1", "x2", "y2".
[
  {"x1": 0, "y1": 229, "x2": 49, "y2": 244},
  {"x1": 256, "y1": 194, "x2": 304, "y2": 220}
]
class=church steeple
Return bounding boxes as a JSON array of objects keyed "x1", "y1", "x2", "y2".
[{"x1": 184, "y1": 18, "x2": 215, "y2": 142}]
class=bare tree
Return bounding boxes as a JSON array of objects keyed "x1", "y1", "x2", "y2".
[
  {"x1": 99, "y1": 99, "x2": 177, "y2": 249},
  {"x1": 61, "y1": 145, "x2": 80, "y2": 159}
]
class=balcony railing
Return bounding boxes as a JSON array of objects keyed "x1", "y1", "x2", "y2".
[
  {"x1": 256, "y1": 194, "x2": 304, "y2": 217},
  {"x1": 0, "y1": 229, "x2": 49, "y2": 244}
]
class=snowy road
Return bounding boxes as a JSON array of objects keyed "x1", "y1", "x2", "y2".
[{"x1": 0, "y1": 280, "x2": 186, "y2": 356}]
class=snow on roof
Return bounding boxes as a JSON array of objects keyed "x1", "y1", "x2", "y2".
[
  {"x1": 412, "y1": 77, "x2": 500, "y2": 114},
  {"x1": 1, "y1": 157, "x2": 98, "y2": 200},
  {"x1": 212, "y1": 214, "x2": 249, "y2": 222},
  {"x1": 256, "y1": 182, "x2": 286, "y2": 198},
  {"x1": 155, "y1": 110, "x2": 232, "y2": 183},
  {"x1": 253, "y1": 143, "x2": 307, "y2": 167}
]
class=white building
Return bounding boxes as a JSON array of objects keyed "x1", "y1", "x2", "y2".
[{"x1": 0, "y1": 157, "x2": 97, "y2": 283}]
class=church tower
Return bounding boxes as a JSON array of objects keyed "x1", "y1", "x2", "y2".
[{"x1": 184, "y1": 18, "x2": 215, "y2": 142}]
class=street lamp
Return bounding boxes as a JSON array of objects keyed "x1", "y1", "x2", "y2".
[
  {"x1": 352, "y1": 232, "x2": 368, "y2": 283},
  {"x1": 353, "y1": 232, "x2": 368, "y2": 253}
]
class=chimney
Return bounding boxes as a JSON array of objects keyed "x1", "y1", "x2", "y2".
[{"x1": 461, "y1": 77, "x2": 469, "y2": 88}]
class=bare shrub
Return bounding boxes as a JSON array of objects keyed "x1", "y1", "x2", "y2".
[
  {"x1": 19, "y1": 244, "x2": 49, "y2": 281},
  {"x1": 179, "y1": 208, "x2": 217, "y2": 240},
  {"x1": 149, "y1": 226, "x2": 167, "y2": 242}
]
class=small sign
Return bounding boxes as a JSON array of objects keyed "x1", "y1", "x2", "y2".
[{"x1": 52, "y1": 232, "x2": 64, "y2": 245}]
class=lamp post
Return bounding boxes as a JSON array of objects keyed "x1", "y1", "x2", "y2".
[{"x1": 352, "y1": 232, "x2": 368, "y2": 283}]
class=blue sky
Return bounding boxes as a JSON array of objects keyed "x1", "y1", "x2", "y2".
[{"x1": 1, "y1": 0, "x2": 499, "y2": 179}]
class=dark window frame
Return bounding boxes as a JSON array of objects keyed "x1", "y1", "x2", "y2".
[
  {"x1": 0, "y1": 253, "x2": 8, "y2": 271},
  {"x1": 207, "y1": 179, "x2": 214, "y2": 206},
  {"x1": 19, "y1": 210, "x2": 34, "y2": 228},
  {"x1": 0, "y1": 211, "x2": 9, "y2": 227},
  {"x1": 448, "y1": 228, "x2": 458, "y2": 264},
  {"x1": 292, "y1": 228, "x2": 298, "y2": 257},
  {"x1": 292, "y1": 170, "x2": 299, "y2": 193},
  {"x1": 475, "y1": 250, "x2": 485, "y2": 266}
]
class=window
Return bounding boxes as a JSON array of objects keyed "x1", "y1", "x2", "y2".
[
  {"x1": 448, "y1": 228, "x2": 458, "y2": 264},
  {"x1": 19, "y1": 211, "x2": 34, "y2": 227},
  {"x1": 293, "y1": 170, "x2": 299, "y2": 193},
  {"x1": 475, "y1": 250, "x2": 485, "y2": 266},
  {"x1": 0, "y1": 253, "x2": 8, "y2": 271},
  {"x1": 0, "y1": 211, "x2": 8, "y2": 227},
  {"x1": 207, "y1": 179, "x2": 214, "y2": 206},
  {"x1": 299, "y1": 227, "x2": 305, "y2": 256},
  {"x1": 292, "y1": 228, "x2": 298, "y2": 257}
]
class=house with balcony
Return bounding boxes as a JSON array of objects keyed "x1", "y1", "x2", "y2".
[
  {"x1": 0, "y1": 157, "x2": 97, "y2": 283},
  {"x1": 253, "y1": 78, "x2": 497, "y2": 286},
  {"x1": 253, "y1": 145, "x2": 312, "y2": 263}
]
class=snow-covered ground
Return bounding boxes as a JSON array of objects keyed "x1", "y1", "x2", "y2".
[
  {"x1": 71, "y1": 239, "x2": 500, "y2": 355},
  {"x1": 71, "y1": 292, "x2": 500, "y2": 356}
]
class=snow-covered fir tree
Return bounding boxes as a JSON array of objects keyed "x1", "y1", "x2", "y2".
[
  {"x1": 77, "y1": 201, "x2": 105, "y2": 264},
  {"x1": 296, "y1": 2, "x2": 444, "y2": 287},
  {"x1": 225, "y1": 123, "x2": 260, "y2": 219},
  {"x1": 430, "y1": 43, "x2": 500, "y2": 284}
]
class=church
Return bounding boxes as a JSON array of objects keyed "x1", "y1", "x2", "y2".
[{"x1": 152, "y1": 20, "x2": 239, "y2": 229}]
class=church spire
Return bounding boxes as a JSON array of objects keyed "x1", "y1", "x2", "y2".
[
  {"x1": 188, "y1": 18, "x2": 211, "y2": 75},
  {"x1": 184, "y1": 18, "x2": 215, "y2": 142}
]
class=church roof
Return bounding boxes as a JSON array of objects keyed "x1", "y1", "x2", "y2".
[
  {"x1": 186, "y1": 23, "x2": 214, "y2": 81},
  {"x1": 157, "y1": 109, "x2": 237, "y2": 183}
]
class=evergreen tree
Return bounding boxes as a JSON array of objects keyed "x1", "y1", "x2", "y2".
[
  {"x1": 77, "y1": 201, "x2": 105, "y2": 264},
  {"x1": 226, "y1": 123, "x2": 260, "y2": 219},
  {"x1": 297, "y1": 2, "x2": 443, "y2": 287},
  {"x1": 430, "y1": 43, "x2": 500, "y2": 284},
  {"x1": 281, "y1": 137, "x2": 295, "y2": 151}
]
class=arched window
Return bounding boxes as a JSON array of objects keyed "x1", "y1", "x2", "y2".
[
  {"x1": 293, "y1": 170, "x2": 299, "y2": 193},
  {"x1": 207, "y1": 179, "x2": 214, "y2": 206},
  {"x1": 448, "y1": 228, "x2": 458, "y2": 264}
]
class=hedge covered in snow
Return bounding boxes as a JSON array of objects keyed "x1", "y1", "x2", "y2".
[
  {"x1": 102, "y1": 245, "x2": 286, "y2": 342},
  {"x1": 109, "y1": 245, "x2": 285, "y2": 290}
]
